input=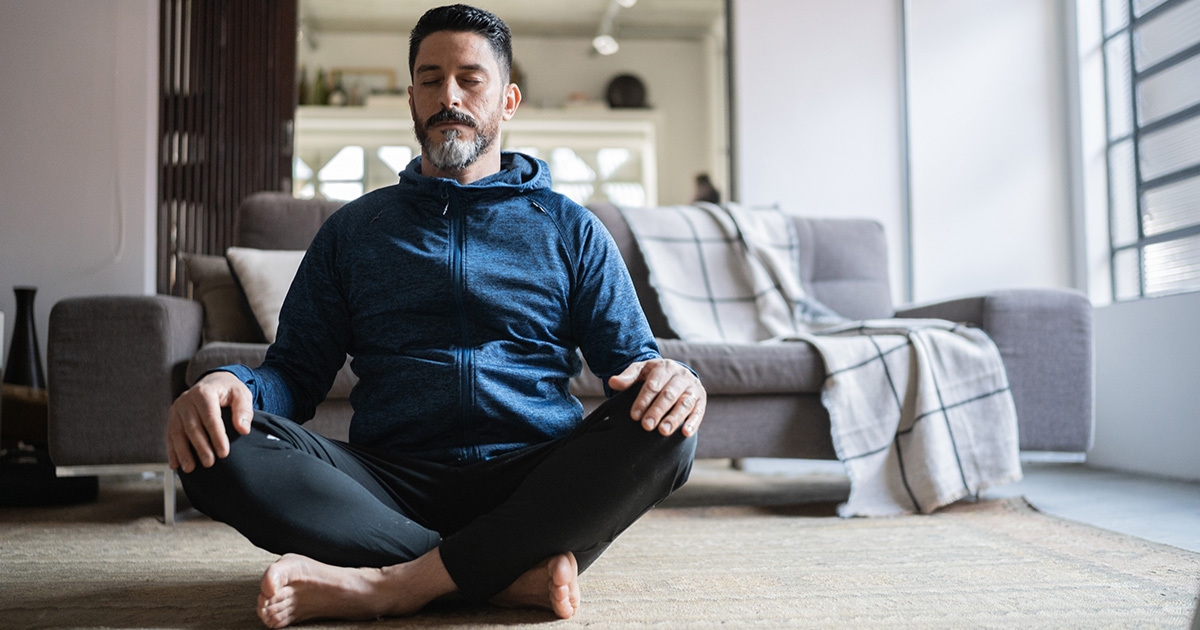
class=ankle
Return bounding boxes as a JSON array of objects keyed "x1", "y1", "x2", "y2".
[{"x1": 375, "y1": 550, "x2": 458, "y2": 616}]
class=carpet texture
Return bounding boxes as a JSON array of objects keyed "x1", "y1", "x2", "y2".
[{"x1": 2, "y1": 463, "x2": 1198, "y2": 629}]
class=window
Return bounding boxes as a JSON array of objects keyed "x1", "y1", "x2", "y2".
[
  {"x1": 293, "y1": 106, "x2": 659, "y2": 207},
  {"x1": 294, "y1": 145, "x2": 413, "y2": 202},
  {"x1": 1102, "y1": 0, "x2": 1200, "y2": 299}
]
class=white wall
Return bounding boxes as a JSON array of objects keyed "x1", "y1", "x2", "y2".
[
  {"x1": 0, "y1": 0, "x2": 159, "y2": 369},
  {"x1": 1087, "y1": 292, "x2": 1200, "y2": 481},
  {"x1": 298, "y1": 32, "x2": 718, "y2": 207},
  {"x1": 732, "y1": 0, "x2": 908, "y2": 303},
  {"x1": 733, "y1": 0, "x2": 1077, "y2": 306},
  {"x1": 907, "y1": 0, "x2": 1073, "y2": 302}
]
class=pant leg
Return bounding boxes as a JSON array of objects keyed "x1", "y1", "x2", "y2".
[
  {"x1": 439, "y1": 383, "x2": 697, "y2": 602},
  {"x1": 179, "y1": 409, "x2": 442, "y2": 567}
]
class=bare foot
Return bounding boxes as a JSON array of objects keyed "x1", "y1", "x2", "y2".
[
  {"x1": 257, "y1": 551, "x2": 456, "y2": 628},
  {"x1": 490, "y1": 552, "x2": 580, "y2": 619}
]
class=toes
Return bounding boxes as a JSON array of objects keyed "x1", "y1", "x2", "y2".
[
  {"x1": 549, "y1": 552, "x2": 578, "y2": 588},
  {"x1": 260, "y1": 584, "x2": 293, "y2": 609},
  {"x1": 258, "y1": 559, "x2": 300, "y2": 629},
  {"x1": 547, "y1": 553, "x2": 580, "y2": 619},
  {"x1": 570, "y1": 579, "x2": 581, "y2": 613},
  {"x1": 261, "y1": 600, "x2": 294, "y2": 629},
  {"x1": 260, "y1": 556, "x2": 294, "y2": 600},
  {"x1": 549, "y1": 584, "x2": 573, "y2": 619}
]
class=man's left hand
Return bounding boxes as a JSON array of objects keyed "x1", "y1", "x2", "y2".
[{"x1": 608, "y1": 359, "x2": 705, "y2": 437}]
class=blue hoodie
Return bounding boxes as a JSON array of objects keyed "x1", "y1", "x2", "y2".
[{"x1": 218, "y1": 153, "x2": 661, "y2": 464}]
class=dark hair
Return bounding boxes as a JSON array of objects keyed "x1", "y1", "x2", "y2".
[{"x1": 409, "y1": 4, "x2": 512, "y2": 81}]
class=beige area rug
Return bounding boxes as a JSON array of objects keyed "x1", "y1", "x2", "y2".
[{"x1": 2, "y1": 462, "x2": 1198, "y2": 629}]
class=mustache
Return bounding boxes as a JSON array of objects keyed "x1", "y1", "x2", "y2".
[{"x1": 425, "y1": 108, "x2": 477, "y2": 129}]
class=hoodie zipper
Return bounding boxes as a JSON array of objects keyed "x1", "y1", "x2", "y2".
[{"x1": 445, "y1": 188, "x2": 474, "y2": 460}]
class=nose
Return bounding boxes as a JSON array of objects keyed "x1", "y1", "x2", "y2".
[{"x1": 440, "y1": 77, "x2": 463, "y2": 110}]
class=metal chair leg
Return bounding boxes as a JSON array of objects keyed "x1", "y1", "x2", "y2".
[
  {"x1": 163, "y1": 469, "x2": 176, "y2": 526},
  {"x1": 56, "y1": 463, "x2": 176, "y2": 525}
]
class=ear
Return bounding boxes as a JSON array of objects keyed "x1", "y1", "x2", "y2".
[
  {"x1": 502, "y1": 83, "x2": 521, "y2": 121},
  {"x1": 408, "y1": 86, "x2": 417, "y2": 121}
]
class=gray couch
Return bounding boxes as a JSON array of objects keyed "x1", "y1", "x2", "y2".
[{"x1": 48, "y1": 193, "x2": 1093, "y2": 519}]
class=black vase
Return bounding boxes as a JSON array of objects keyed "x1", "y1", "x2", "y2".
[{"x1": 3, "y1": 287, "x2": 46, "y2": 390}]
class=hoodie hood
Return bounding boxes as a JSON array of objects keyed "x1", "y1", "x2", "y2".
[{"x1": 398, "y1": 151, "x2": 551, "y2": 198}]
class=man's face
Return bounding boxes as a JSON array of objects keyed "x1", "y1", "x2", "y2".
[{"x1": 409, "y1": 30, "x2": 518, "y2": 175}]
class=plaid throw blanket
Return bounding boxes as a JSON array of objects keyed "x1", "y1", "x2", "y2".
[
  {"x1": 620, "y1": 202, "x2": 845, "y2": 343},
  {"x1": 621, "y1": 204, "x2": 1022, "y2": 516}
]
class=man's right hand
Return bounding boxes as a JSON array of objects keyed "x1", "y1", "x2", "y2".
[{"x1": 166, "y1": 371, "x2": 254, "y2": 473}]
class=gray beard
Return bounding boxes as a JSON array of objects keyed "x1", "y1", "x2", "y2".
[{"x1": 422, "y1": 128, "x2": 491, "y2": 172}]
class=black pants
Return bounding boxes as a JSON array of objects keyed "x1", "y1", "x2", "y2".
[{"x1": 179, "y1": 384, "x2": 696, "y2": 602}]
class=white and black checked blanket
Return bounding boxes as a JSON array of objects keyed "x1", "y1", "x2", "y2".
[
  {"x1": 621, "y1": 203, "x2": 1022, "y2": 516},
  {"x1": 620, "y1": 202, "x2": 844, "y2": 342}
]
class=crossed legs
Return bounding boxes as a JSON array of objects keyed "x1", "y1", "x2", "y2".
[{"x1": 180, "y1": 386, "x2": 696, "y2": 626}]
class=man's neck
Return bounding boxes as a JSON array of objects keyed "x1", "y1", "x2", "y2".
[{"x1": 420, "y1": 150, "x2": 502, "y2": 185}]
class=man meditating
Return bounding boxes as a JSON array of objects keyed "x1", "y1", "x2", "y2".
[{"x1": 165, "y1": 4, "x2": 704, "y2": 628}]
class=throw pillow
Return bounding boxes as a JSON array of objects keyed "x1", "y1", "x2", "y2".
[
  {"x1": 183, "y1": 254, "x2": 265, "y2": 344},
  {"x1": 225, "y1": 247, "x2": 306, "y2": 343}
]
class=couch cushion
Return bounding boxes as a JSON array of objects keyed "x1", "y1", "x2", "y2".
[
  {"x1": 235, "y1": 192, "x2": 342, "y2": 250},
  {"x1": 570, "y1": 338, "x2": 826, "y2": 397},
  {"x1": 225, "y1": 247, "x2": 306, "y2": 343},
  {"x1": 793, "y1": 218, "x2": 894, "y2": 320},
  {"x1": 187, "y1": 342, "x2": 358, "y2": 400},
  {"x1": 183, "y1": 254, "x2": 264, "y2": 344},
  {"x1": 588, "y1": 203, "x2": 895, "y2": 333}
]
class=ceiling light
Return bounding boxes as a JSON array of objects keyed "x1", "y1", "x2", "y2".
[
  {"x1": 592, "y1": 34, "x2": 620, "y2": 56},
  {"x1": 615, "y1": 0, "x2": 637, "y2": 7}
]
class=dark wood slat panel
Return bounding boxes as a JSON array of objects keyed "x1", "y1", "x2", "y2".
[
  {"x1": 157, "y1": 0, "x2": 298, "y2": 295},
  {"x1": 199, "y1": 0, "x2": 215, "y2": 256},
  {"x1": 156, "y1": 0, "x2": 171, "y2": 293}
]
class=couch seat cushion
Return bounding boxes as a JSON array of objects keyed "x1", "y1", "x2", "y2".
[
  {"x1": 570, "y1": 338, "x2": 826, "y2": 397},
  {"x1": 187, "y1": 342, "x2": 357, "y2": 400}
]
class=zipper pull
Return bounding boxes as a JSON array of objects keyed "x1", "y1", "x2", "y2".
[
  {"x1": 441, "y1": 190, "x2": 450, "y2": 216},
  {"x1": 443, "y1": 203, "x2": 449, "y2": 215}
]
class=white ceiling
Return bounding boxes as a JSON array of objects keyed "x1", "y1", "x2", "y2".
[{"x1": 300, "y1": 0, "x2": 726, "y2": 40}]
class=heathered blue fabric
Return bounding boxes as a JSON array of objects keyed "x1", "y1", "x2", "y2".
[{"x1": 219, "y1": 153, "x2": 660, "y2": 464}]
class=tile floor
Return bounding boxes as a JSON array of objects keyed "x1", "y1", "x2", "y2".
[
  {"x1": 985, "y1": 461, "x2": 1200, "y2": 554},
  {"x1": 735, "y1": 458, "x2": 1200, "y2": 553}
]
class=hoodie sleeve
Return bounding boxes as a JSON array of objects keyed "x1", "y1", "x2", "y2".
[
  {"x1": 207, "y1": 213, "x2": 353, "y2": 421},
  {"x1": 568, "y1": 210, "x2": 664, "y2": 394}
]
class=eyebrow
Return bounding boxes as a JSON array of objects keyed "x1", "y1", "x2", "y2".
[{"x1": 415, "y1": 63, "x2": 488, "y2": 75}]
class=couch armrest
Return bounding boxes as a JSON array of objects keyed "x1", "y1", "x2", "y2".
[
  {"x1": 895, "y1": 289, "x2": 1093, "y2": 452},
  {"x1": 47, "y1": 295, "x2": 203, "y2": 466}
]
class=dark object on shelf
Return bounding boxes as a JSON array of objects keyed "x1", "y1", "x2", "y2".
[
  {"x1": 694, "y1": 173, "x2": 721, "y2": 204},
  {"x1": 0, "y1": 445, "x2": 98, "y2": 506},
  {"x1": 328, "y1": 70, "x2": 347, "y2": 107},
  {"x1": 4, "y1": 286, "x2": 46, "y2": 390},
  {"x1": 313, "y1": 67, "x2": 329, "y2": 106},
  {"x1": 297, "y1": 65, "x2": 309, "y2": 106},
  {"x1": 606, "y1": 74, "x2": 647, "y2": 108}
]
